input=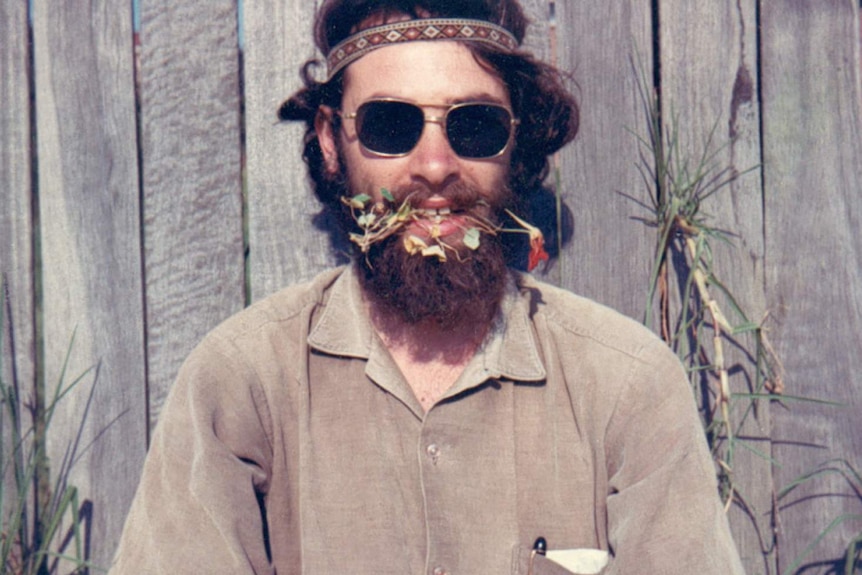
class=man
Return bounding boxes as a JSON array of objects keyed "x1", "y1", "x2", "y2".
[{"x1": 112, "y1": 1, "x2": 745, "y2": 573}]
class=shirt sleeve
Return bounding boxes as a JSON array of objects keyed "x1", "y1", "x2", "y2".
[
  {"x1": 603, "y1": 339, "x2": 746, "y2": 575},
  {"x1": 110, "y1": 334, "x2": 276, "y2": 575}
]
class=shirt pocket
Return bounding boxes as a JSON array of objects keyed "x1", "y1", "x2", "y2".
[{"x1": 511, "y1": 544, "x2": 609, "y2": 575}]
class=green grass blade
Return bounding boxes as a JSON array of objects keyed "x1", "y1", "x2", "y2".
[{"x1": 782, "y1": 514, "x2": 862, "y2": 575}]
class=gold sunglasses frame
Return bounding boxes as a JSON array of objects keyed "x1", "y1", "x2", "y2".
[{"x1": 338, "y1": 98, "x2": 520, "y2": 159}]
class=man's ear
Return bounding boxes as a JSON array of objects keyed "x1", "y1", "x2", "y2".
[{"x1": 315, "y1": 106, "x2": 340, "y2": 175}]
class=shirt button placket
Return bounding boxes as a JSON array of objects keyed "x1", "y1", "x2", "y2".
[
  {"x1": 422, "y1": 416, "x2": 453, "y2": 575},
  {"x1": 426, "y1": 443, "x2": 441, "y2": 465}
]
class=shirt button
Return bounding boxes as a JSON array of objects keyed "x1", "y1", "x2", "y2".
[
  {"x1": 432, "y1": 567, "x2": 448, "y2": 575},
  {"x1": 426, "y1": 443, "x2": 440, "y2": 464}
]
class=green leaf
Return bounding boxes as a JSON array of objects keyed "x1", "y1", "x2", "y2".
[
  {"x1": 463, "y1": 227, "x2": 481, "y2": 250},
  {"x1": 350, "y1": 194, "x2": 372, "y2": 209},
  {"x1": 381, "y1": 188, "x2": 395, "y2": 202},
  {"x1": 730, "y1": 321, "x2": 761, "y2": 335}
]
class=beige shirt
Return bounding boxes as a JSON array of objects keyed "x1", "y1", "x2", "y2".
[{"x1": 111, "y1": 266, "x2": 744, "y2": 575}]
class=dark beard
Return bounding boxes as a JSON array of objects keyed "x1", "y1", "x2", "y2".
[
  {"x1": 340, "y1": 165, "x2": 514, "y2": 333},
  {"x1": 356, "y1": 229, "x2": 509, "y2": 333}
]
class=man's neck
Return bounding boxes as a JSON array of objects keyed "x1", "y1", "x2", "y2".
[{"x1": 370, "y1": 308, "x2": 491, "y2": 412}]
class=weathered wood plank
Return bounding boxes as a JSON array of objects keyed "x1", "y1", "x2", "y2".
[
  {"x1": 31, "y1": 0, "x2": 146, "y2": 570},
  {"x1": 140, "y1": 0, "x2": 245, "y2": 427},
  {"x1": 244, "y1": 0, "x2": 331, "y2": 300},
  {"x1": 554, "y1": 1, "x2": 655, "y2": 318},
  {"x1": 761, "y1": 1, "x2": 862, "y2": 572},
  {"x1": 0, "y1": 0, "x2": 36, "y2": 553},
  {"x1": 519, "y1": 0, "x2": 551, "y2": 63},
  {"x1": 658, "y1": 2, "x2": 773, "y2": 573}
]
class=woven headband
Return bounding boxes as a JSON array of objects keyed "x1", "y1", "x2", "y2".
[{"x1": 326, "y1": 18, "x2": 519, "y2": 80}]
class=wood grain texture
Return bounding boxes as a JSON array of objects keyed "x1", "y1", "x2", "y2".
[
  {"x1": 244, "y1": 0, "x2": 332, "y2": 301},
  {"x1": 0, "y1": 0, "x2": 36, "y2": 542},
  {"x1": 761, "y1": 1, "x2": 862, "y2": 572},
  {"x1": 658, "y1": 2, "x2": 773, "y2": 572},
  {"x1": 140, "y1": 0, "x2": 245, "y2": 427},
  {"x1": 31, "y1": 0, "x2": 146, "y2": 569},
  {"x1": 519, "y1": 0, "x2": 551, "y2": 62},
  {"x1": 553, "y1": 2, "x2": 655, "y2": 318}
]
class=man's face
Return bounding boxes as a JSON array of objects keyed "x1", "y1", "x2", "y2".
[
  {"x1": 316, "y1": 39, "x2": 514, "y2": 330},
  {"x1": 318, "y1": 40, "x2": 514, "y2": 248}
]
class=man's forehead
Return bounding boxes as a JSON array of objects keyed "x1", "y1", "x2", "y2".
[{"x1": 340, "y1": 41, "x2": 511, "y2": 106}]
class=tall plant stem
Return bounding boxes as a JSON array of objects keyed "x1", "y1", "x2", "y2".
[{"x1": 681, "y1": 227, "x2": 735, "y2": 507}]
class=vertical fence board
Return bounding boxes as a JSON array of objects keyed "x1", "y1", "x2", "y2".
[
  {"x1": 554, "y1": 2, "x2": 655, "y2": 318},
  {"x1": 761, "y1": 1, "x2": 862, "y2": 572},
  {"x1": 658, "y1": 2, "x2": 773, "y2": 573},
  {"x1": 0, "y1": 0, "x2": 36, "y2": 550},
  {"x1": 140, "y1": 0, "x2": 245, "y2": 427},
  {"x1": 518, "y1": 0, "x2": 551, "y2": 62},
  {"x1": 31, "y1": 0, "x2": 146, "y2": 570},
  {"x1": 244, "y1": 0, "x2": 331, "y2": 300}
]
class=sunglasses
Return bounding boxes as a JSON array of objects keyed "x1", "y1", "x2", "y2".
[{"x1": 339, "y1": 99, "x2": 519, "y2": 159}]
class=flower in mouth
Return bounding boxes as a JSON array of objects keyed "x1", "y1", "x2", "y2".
[
  {"x1": 343, "y1": 190, "x2": 495, "y2": 262},
  {"x1": 505, "y1": 209, "x2": 550, "y2": 272},
  {"x1": 402, "y1": 234, "x2": 446, "y2": 260},
  {"x1": 343, "y1": 189, "x2": 548, "y2": 271}
]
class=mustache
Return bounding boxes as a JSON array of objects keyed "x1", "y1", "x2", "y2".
[{"x1": 385, "y1": 182, "x2": 495, "y2": 212}]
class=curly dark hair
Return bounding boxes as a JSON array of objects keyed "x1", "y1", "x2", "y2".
[{"x1": 279, "y1": 0, "x2": 580, "y2": 270}]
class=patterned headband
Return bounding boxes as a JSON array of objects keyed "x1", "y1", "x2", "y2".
[{"x1": 326, "y1": 18, "x2": 520, "y2": 80}]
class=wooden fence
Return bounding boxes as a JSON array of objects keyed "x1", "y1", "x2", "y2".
[{"x1": 2, "y1": 1, "x2": 861, "y2": 573}]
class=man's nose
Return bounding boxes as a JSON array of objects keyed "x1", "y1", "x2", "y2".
[{"x1": 407, "y1": 120, "x2": 460, "y2": 191}]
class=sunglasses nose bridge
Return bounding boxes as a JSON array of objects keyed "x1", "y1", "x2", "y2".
[
  {"x1": 412, "y1": 112, "x2": 455, "y2": 155},
  {"x1": 407, "y1": 112, "x2": 462, "y2": 189},
  {"x1": 412, "y1": 117, "x2": 458, "y2": 159},
  {"x1": 423, "y1": 114, "x2": 446, "y2": 126}
]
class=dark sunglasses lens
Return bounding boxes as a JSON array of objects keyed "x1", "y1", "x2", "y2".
[
  {"x1": 355, "y1": 101, "x2": 424, "y2": 155},
  {"x1": 446, "y1": 104, "x2": 513, "y2": 158}
]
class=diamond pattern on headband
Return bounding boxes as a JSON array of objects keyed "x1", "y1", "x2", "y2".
[{"x1": 326, "y1": 18, "x2": 519, "y2": 80}]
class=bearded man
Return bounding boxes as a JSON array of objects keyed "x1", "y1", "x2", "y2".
[{"x1": 111, "y1": 1, "x2": 745, "y2": 574}]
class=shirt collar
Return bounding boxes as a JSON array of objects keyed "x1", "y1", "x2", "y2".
[
  {"x1": 306, "y1": 265, "x2": 374, "y2": 359},
  {"x1": 307, "y1": 265, "x2": 546, "y2": 382}
]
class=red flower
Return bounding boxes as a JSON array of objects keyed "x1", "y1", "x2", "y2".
[
  {"x1": 528, "y1": 233, "x2": 550, "y2": 272},
  {"x1": 506, "y1": 210, "x2": 549, "y2": 272}
]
